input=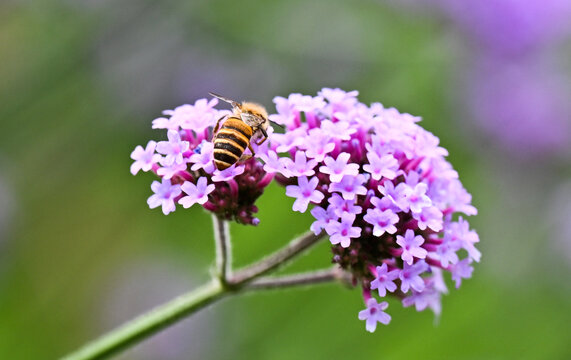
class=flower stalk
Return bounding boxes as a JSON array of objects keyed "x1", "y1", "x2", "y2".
[
  {"x1": 62, "y1": 227, "x2": 333, "y2": 360},
  {"x1": 212, "y1": 214, "x2": 231, "y2": 283},
  {"x1": 244, "y1": 267, "x2": 352, "y2": 291},
  {"x1": 61, "y1": 280, "x2": 227, "y2": 360},
  {"x1": 228, "y1": 230, "x2": 326, "y2": 286}
]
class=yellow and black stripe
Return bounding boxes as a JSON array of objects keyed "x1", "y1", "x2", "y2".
[{"x1": 213, "y1": 117, "x2": 253, "y2": 170}]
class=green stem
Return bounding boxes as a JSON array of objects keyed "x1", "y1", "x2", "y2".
[
  {"x1": 229, "y1": 231, "x2": 326, "y2": 285},
  {"x1": 244, "y1": 267, "x2": 351, "y2": 291},
  {"x1": 61, "y1": 280, "x2": 227, "y2": 360},
  {"x1": 60, "y1": 231, "x2": 326, "y2": 360},
  {"x1": 212, "y1": 214, "x2": 231, "y2": 283}
]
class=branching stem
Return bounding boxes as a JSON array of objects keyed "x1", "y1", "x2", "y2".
[
  {"x1": 244, "y1": 267, "x2": 351, "y2": 291},
  {"x1": 61, "y1": 229, "x2": 330, "y2": 360},
  {"x1": 229, "y1": 231, "x2": 326, "y2": 286}
]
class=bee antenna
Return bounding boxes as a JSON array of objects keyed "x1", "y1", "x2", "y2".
[
  {"x1": 209, "y1": 92, "x2": 240, "y2": 108},
  {"x1": 269, "y1": 120, "x2": 284, "y2": 129}
]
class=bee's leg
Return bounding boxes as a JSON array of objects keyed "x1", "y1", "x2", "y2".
[
  {"x1": 213, "y1": 115, "x2": 226, "y2": 134},
  {"x1": 255, "y1": 128, "x2": 268, "y2": 146},
  {"x1": 239, "y1": 154, "x2": 253, "y2": 162},
  {"x1": 237, "y1": 143, "x2": 256, "y2": 163},
  {"x1": 248, "y1": 143, "x2": 256, "y2": 156},
  {"x1": 255, "y1": 136, "x2": 268, "y2": 146}
]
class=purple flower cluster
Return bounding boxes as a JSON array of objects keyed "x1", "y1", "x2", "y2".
[
  {"x1": 264, "y1": 88, "x2": 480, "y2": 332},
  {"x1": 130, "y1": 98, "x2": 273, "y2": 225},
  {"x1": 131, "y1": 88, "x2": 480, "y2": 332}
]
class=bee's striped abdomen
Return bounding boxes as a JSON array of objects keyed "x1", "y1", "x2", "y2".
[{"x1": 213, "y1": 117, "x2": 253, "y2": 170}]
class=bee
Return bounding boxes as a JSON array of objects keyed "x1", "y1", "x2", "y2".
[{"x1": 209, "y1": 92, "x2": 273, "y2": 170}]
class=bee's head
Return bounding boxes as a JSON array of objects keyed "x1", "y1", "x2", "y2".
[
  {"x1": 240, "y1": 102, "x2": 269, "y2": 129},
  {"x1": 240, "y1": 111, "x2": 268, "y2": 129}
]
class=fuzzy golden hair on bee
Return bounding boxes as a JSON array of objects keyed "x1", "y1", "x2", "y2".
[
  {"x1": 209, "y1": 92, "x2": 269, "y2": 127},
  {"x1": 239, "y1": 102, "x2": 269, "y2": 120}
]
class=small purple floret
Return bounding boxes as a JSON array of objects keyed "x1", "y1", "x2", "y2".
[
  {"x1": 147, "y1": 179, "x2": 182, "y2": 215},
  {"x1": 326, "y1": 212, "x2": 361, "y2": 248},
  {"x1": 320, "y1": 153, "x2": 359, "y2": 183},
  {"x1": 358, "y1": 298, "x2": 391, "y2": 333},
  {"x1": 396, "y1": 229, "x2": 428, "y2": 265},
  {"x1": 285, "y1": 176, "x2": 324, "y2": 213},
  {"x1": 130, "y1": 140, "x2": 161, "y2": 175},
  {"x1": 370, "y1": 264, "x2": 399, "y2": 297},
  {"x1": 179, "y1": 177, "x2": 215, "y2": 208}
]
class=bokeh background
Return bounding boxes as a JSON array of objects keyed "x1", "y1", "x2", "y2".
[{"x1": 1, "y1": 1, "x2": 570, "y2": 359}]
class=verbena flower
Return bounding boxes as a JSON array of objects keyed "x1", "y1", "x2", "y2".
[
  {"x1": 130, "y1": 98, "x2": 273, "y2": 225},
  {"x1": 264, "y1": 88, "x2": 479, "y2": 332},
  {"x1": 132, "y1": 88, "x2": 480, "y2": 332}
]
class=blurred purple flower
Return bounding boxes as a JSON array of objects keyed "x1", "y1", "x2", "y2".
[
  {"x1": 436, "y1": 0, "x2": 571, "y2": 56},
  {"x1": 450, "y1": 258, "x2": 474, "y2": 289},
  {"x1": 469, "y1": 57, "x2": 571, "y2": 157},
  {"x1": 433, "y1": 0, "x2": 571, "y2": 157},
  {"x1": 392, "y1": 0, "x2": 571, "y2": 158}
]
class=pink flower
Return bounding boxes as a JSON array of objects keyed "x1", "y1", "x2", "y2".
[
  {"x1": 319, "y1": 153, "x2": 360, "y2": 183},
  {"x1": 363, "y1": 208, "x2": 399, "y2": 236},
  {"x1": 179, "y1": 177, "x2": 215, "y2": 208},
  {"x1": 147, "y1": 179, "x2": 182, "y2": 215},
  {"x1": 396, "y1": 229, "x2": 428, "y2": 265},
  {"x1": 358, "y1": 298, "x2": 391, "y2": 333},
  {"x1": 156, "y1": 130, "x2": 189, "y2": 166},
  {"x1": 370, "y1": 264, "x2": 399, "y2": 297},
  {"x1": 325, "y1": 212, "x2": 361, "y2": 248},
  {"x1": 329, "y1": 174, "x2": 368, "y2": 201},
  {"x1": 285, "y1": 176, "x2": 324, "y2": 213},
  {"x1": 130, "y1": 141, "x2": 161, "y2": 175}
]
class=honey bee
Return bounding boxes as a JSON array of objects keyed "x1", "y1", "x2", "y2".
[{"x1": 209, "y1": 92, "x2": 273, "y2": 170}]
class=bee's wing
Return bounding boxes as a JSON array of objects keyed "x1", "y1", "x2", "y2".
[{"x1": 209, "y1": 92, "x2": 240, "y2": 108}]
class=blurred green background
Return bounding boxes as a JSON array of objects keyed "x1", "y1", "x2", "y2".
[{"x1": 1, "y1": 1, "x2": 570, "y2": 359}]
